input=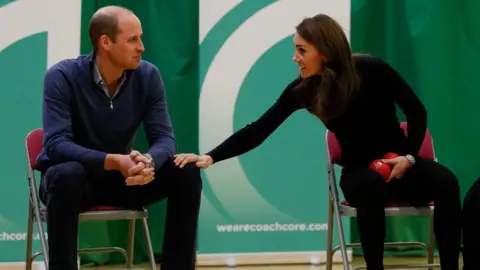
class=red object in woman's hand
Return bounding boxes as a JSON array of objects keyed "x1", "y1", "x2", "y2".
[
  {"x1": 369, "y1": 159, "x2": 391, "y2": 181},
  {"x1": 383, "y1": 152, "x2": 399, "y2": 160}
]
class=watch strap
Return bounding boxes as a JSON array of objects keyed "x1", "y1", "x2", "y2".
[
  {"x1": 143, "y1": 153, "x2": 154, "y2": 169},
  {"x1": 405, "y1": 154, "x2": 416, "y2": 167}
]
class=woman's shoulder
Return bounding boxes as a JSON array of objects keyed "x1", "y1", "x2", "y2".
[
  {"x1": 284, "y1": 76, "x2": 303, "y2": 88},
  {"x1": 353, "y1": 53, "x2": 393, "y2": 72},
  {"x1": 276, "y1": 77, "x2": 302, "y2": 101},
  {"x1": 279, "y1": 76, "x2": 304, "y2": 97},
  {"x1": 275, "y1": 76, "x2": 313, "y2": 109}
]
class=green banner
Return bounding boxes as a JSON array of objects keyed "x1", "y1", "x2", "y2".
[{"x1": 197, "y1": 0, "x2": 351, "y2": 264}]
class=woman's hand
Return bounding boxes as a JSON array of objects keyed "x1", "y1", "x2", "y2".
[
  {"x1": 381, "y1": 156, "x2": 412, "y2": 182},
  {"x1": 173, "y1": 153, "x2": 213, "y2": 169}
]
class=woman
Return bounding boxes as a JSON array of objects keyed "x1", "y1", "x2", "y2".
[{"x1": 174, "y1": 14, "x2": 462, "y2": 270}]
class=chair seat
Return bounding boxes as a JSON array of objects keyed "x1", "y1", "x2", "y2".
[
  {"x1": 39, "y1": 205, "x2": 148, "y2": 222},
  {"x1": 339, "y1": 200, "x2": 435, "y2": 217},
  {"x1": 40, "y1": 205, "x2": 145, "y2": 211},
  {"x1": 340, "y1": 200, "x2": 435, "y2": 207},
  {"x1": 87, "y1": 206, "x2": 124, "y2": 211}
]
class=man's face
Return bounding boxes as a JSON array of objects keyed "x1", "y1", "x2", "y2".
[{"x1": 106, "y1": 13, "x2": 144, "y2": 69}]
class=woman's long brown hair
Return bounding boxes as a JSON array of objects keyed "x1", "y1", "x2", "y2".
[{"x1": 293, "y1": 14, "x2": 360, "y2": 121}]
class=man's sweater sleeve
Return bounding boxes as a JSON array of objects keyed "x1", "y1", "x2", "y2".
[
  {"x1": 143, "y1": 66, "x2": 176, "y2": 169},
  {"x1": 42, "y1": 65, "x2": 107, "y2": 171}
]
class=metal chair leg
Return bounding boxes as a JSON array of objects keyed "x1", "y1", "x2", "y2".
[
  {"x1": 141, "y1": 218, "x2": 156, "y2": 270},
  {"x1": 30, "y1": 179, "x2": 49, "y2": 268},
  {"x1": 36, "y1": 221, "x2": 49, "y2": 269},
  {"x1": 327, "y1": 165, "x2": 349, "y2": 270},
  {"x1": 428, "y1": 213, "x2": 435, "y2": 270},
  {"x1": 326, "y1": 198, "x2": 334, "y2": 270},
  {"x1": 35, "y1": 212, "x2": 49, "y2": 268},
  {"x1": 333, "y1": 203, "x2": 350, "y2": 270},
  {"x1": 127, "y1": 219, "x2": 136, "y2": 269},
  {"x1": 26, "y1": 203, "x2": 34, "y2": 270}
]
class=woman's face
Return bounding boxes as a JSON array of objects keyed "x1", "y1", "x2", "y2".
[{"x1": 292, "y1": 33, "x2": 324, "y2": 78}]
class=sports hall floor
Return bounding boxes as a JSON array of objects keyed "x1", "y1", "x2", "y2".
[
  {"x1": 3, "y1": 255, "x2": 466, "y2": 269},
  {"x1": 82, "y1": 256, "x2": 453, "y2": 269},
  {"x1": 2, "y1": 256, "x2": 455, "y2": 269}
]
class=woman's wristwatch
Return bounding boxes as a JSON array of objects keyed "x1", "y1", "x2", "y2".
[{"x1": 405, "y1": 154, "x2": 416, "y2": 167}]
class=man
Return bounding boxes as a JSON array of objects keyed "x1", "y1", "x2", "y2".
[{"x1": 37, "y1": 6, "x2": 201, "y2": 270}]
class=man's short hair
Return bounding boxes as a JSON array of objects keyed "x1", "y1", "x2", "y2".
[{"x1": 88, "y1": 6, "x2": 133, "y2": 51}]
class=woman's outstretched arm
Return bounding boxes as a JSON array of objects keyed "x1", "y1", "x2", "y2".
[{"x1": 206, "y1": 79, "x2": 303, "y2": 164}]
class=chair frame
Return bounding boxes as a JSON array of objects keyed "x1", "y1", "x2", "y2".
[
  {"x1": 24, "y1": 128, "x2": 157, "y2": 270},
  {"x1": 324, "y1": 123, "x2": 441, "y2": 270}
]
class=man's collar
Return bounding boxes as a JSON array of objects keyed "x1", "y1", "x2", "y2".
[
  {"x1": 91, "y1": 54, "x2": 127, "y2": 85},
  {"x1": 87, "y1": 51, "x2": 135, "y2": 83},
  {"x1": 92, "y1": 61, "x2": 104, "y2": 85}
]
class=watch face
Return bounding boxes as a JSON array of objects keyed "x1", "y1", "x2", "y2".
[{"x1": 142, "y1": 154, "x2": 154, "y2": 168}]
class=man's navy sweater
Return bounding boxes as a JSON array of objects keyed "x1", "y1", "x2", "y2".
[{"x1": 37, "y1": 52, "x2": 176, "y2": 173}]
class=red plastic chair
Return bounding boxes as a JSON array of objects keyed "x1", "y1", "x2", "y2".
[
  {"x1": 24, "y1": 128, "x2": 157, "y2": 270},
  {"x1": 324, "y1": 122, "x2": 439, "y2": 270}
]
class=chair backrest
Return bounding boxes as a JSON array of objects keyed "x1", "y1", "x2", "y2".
[
  {"x1": 25, "y1": 128, "x2": 44, "y2": 171},
  {"x1": 399, "y1": 122, "x2": 435, "y2": 160},
  {"x1": 326, "y1": 122, "x2": 435, "y2": 165}
]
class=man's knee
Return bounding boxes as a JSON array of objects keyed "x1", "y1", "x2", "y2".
[
  {"x1": 178, "y1": 163, "x2": 202, "y2": 190},
  {"x1": 165, "y1": 162, "x2": 202, "y2": 193},
  {"x1": 43, "y1": 161, "x2": 86, "y2": 197}
]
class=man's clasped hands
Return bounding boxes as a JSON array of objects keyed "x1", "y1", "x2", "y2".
[{"x1": 104, "y1": 150, "x2": 155, "y2": 186}]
